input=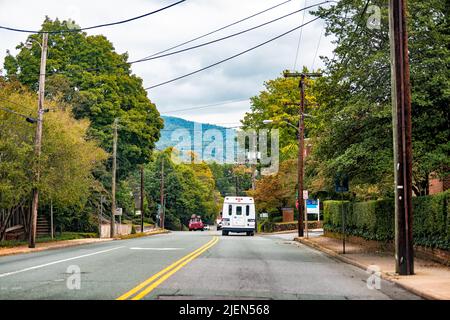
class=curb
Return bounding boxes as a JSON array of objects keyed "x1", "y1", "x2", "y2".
[
  {"x1": 0, "y1": 230, "x2": 170, "y2": 258},
  {"x1": 258, "y1": 230, "x2": 298, "y2": 235},
  {"x1": 0, "y1": 238, "x2": 114, "y2": 258},
  {"x1": 115, "y1": 229, "x2": 170, "y2": 240},
  {"x1": 294, "y1": 237, "x2": 438, "y2": 300}
]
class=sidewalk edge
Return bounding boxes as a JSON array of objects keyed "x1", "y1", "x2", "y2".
[
  {"x1": 294, "y1": 237, "x2": 438, "y2": 300},
  {"x1": 0, "y1": 229, "x2": 169, "y2": 258},
  {"x1": 0, "y1": 238, "x2": 114, "y2": 258}
]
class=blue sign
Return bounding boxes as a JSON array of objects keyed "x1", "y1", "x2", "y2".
[{"x1": 306, "y1": 199, "x2": 320, "y2": 214}]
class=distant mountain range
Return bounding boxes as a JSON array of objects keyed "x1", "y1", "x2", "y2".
[{"x1": 156, "y1": 116, "x2": 237, "y2": 161}]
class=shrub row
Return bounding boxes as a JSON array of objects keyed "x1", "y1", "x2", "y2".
[{"x1": 323, "y1": 190, "x2": 450, "y2": 250}]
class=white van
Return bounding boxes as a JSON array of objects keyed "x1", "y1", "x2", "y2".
[{"x1": 221, "y1": 196, "x2": 256, "y2": 236}]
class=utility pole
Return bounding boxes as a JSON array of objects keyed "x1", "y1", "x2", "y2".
[
  {"x1": 283, "y1": 71, "x2": 321, "y2": 238},
  {"x1": 99, "y1": 195, "x2": 104, "y2": 238},
  {"x1": 160, "y1": 158, "x2": 165, "y2": 229},
  {"x1": 389, "y1": 0, "x2": 414, "y2": 275},
  {"x1": 50, "y1": 198, "x2": 54, "y2": 240},
  {"x1": 140, "y1": 165, "x2": 145, "y2": 233},
  {"x1": 110, "y1": 118, "x2": 118, "y2": 238},
  {"x1": 29, "y1": 32, "x2": 48, "y2": 248}
]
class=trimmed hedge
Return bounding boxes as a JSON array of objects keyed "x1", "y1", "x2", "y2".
[{"x1": 323, "y1": 190, "x2": 450, "y2": 250}]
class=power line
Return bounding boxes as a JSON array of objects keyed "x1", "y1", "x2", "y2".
[
  {"x1": 138, "y1": 0, "x2": 293, "y2": 61},
  {"x1": 330, "y1": 0, "x2": 370, "y2": 66},
  {"x1": 44, "y1": 2, "x2": 332, "y2": 76},
  {"x1": 293, "y1": 0, "x2": 308, "y2": 70},
  {"x1": 130, "y1": 3, "x2": 329, "y2": 65},
  {"x1": 0, "y1": 0, "x2": 186, "y2": 34},
  {"x1": 311, "y1": 27, "x2": 323, "y2": 70},
  {"x1": 0, "y1": 105, "x2": 37, "y2": 123},
  {"x1": 162, "y1": 98, "x2": 250, "y2": 114},
  {"x1": 145, "y1": 17, "x2": 321, "y2": 90}
]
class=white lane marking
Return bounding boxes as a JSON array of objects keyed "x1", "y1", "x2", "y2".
[
  {"x1": 0, "y1": 246, "x2": 125, "y2": 278},
  {"x1": 129, "y1": 247, "x2": 182, "y2": 251}
]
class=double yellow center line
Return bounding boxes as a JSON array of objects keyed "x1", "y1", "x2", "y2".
[{"x1": 117, "y1": 236, "x2": 219, "y2": 300}]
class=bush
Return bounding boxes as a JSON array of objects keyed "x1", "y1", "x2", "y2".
[
  {"x1": 323, "y1": 190, "x2": 449, "y2": 250},
  {"x1": 131, "y1": 225, "x2": 136, "y2": 234}
]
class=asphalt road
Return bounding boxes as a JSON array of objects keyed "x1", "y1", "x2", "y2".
[{"x1": 0, "y1": 231, "x2": 420, "y2": 300}]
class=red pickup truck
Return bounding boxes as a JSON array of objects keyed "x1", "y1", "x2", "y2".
[{"x1": 189, "y1": 215, "x2": 204, "y2": 231}]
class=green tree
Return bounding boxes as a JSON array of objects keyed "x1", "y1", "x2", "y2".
[
  {"x1": 0, "y1": 78, "x2": 108, "y2": 235},
  {"x1": 309, "y1": 0, "x2": 449, "y2": 196},
  {"x1": 241, "y1": 72, "x2": 317, "y2": 160},
  {"x1": 3, "y1": 17, "x2": 163, "y2": 177},
  {"x1": 134, "y1": 150, "x2": 221, "y2": 230}
]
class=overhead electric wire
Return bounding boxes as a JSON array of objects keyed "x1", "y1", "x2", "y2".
[
  {"x1": 138, "y1": 0, "x2": 293, "y2": 61},
  {"x1": 293, "y1": 0, "x2": 308, "y2": 70},
  {"x1": 331, "y1": 0, "x2": 370, "y2": 66},
  {"x1": 43, "y1": 1, "x2": 332, "y2": 76},
  {"x1": 311, "y1": 27, "x2": 323, "y2": 70},
  {"x1": 163, "y1": 98, "x2": 250, "y2": 114},
  {"x1": 0, "y1": 106, "x2": 35, "y2": 122},
  {"x1": 0, "y1": 0, "x2": 186, "y2": 34},
  {"x1": 130, "y1": 2, "x2": 331, "y2": 65},
  {"x1": 145, "y1": 16, "x2": 321, "y2": 90}
]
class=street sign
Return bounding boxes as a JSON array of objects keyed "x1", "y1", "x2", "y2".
[
  {"x1": 334, "y1": 173, "x2": 349, "y2": 193},
  {"x1": 303, "y1": 190, "x2": 309, "y2": 200},
  {"x1": 133, "y1": 191, "x2": 141, "y2": 209},
  {"x1": 259, "y1": 212, "x2": 268, "y2": 218},
  {"x1": 306, "y1": 199, "x2": 320, "y2": 214},
  {"x1": 135, "y1": 210, "x2": 141, "y2": 216},
  {"x1": 114, "y1": 208, "x2": 122, "y2": 216}
]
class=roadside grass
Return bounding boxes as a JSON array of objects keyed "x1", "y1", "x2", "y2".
[{"x1": 0, "y1": 232, "x2": 97, "y2": 248}]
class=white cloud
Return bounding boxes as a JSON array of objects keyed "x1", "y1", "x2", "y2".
[{"x1": 0, "y1": 0, "x2": 335, "y2": 126}]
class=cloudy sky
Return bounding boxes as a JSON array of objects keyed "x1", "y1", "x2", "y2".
[{"x1": 0, "y1": 0, "x2": 335, "y2": 127}]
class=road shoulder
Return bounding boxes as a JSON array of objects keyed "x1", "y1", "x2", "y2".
[{"x1": 0, "y1": 228, "x2": 169, "y2": 258}]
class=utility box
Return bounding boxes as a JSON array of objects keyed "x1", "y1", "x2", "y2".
[{"x1": 282, "y1": 207, "x2": 294, "y2": 222}]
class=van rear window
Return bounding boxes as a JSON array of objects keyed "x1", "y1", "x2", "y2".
[
  {"x1": 228, "y1": 205, "x2": 232, "y2": 215},
  {"x1": 236, "y1": 206, "x2": 242, "y2": 215},
  {"x1": 246, "y1": 205, "x2": 250, "y2": 216}
]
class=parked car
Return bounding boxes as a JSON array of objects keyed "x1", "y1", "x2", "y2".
[
  {"x1": 189, "y1": 215, "x2": 204, "y2": 231},
  {"x1": 216, "y1": 217, "x2": 222, "y2": 230}
]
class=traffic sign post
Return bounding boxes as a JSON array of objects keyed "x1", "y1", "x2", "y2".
[{"x1": 335, "y1": 173, "x2": 348, "y2": 254}]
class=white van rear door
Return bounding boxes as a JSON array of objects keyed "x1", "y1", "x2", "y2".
[{"x1": 232, "y1": 205, "x2": 245, "y2": 227}]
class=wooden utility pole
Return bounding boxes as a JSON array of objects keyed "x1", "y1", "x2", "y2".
[
  {"x1": 50, "y1": 198, "x2": 54, "y2": 240},
  {"x1": 389, "y1": 0, "x2": 414, "y2": 275},
  {"x1": 99, "y1": 195, "x2": 104, "y2": 238},
  {"x1": 160, "y1": 158, "x2": 165, "y2": 229},
  {"x1": 140, "y1": 165, "x2": 145, "y2": 233},
  {"x1": 110, "y1": 118, "x2": 118, "y2": 238},
  {"x1": 29, "y1": 32, "x2": 48, "y2": 248},
  {"x1": 283, "y1": 71, "x2": 321, "y2": 238}
]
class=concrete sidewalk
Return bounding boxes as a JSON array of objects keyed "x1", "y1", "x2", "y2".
[{"x1": 295, "y1": 236, "x2": 450, "y2": 300}]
